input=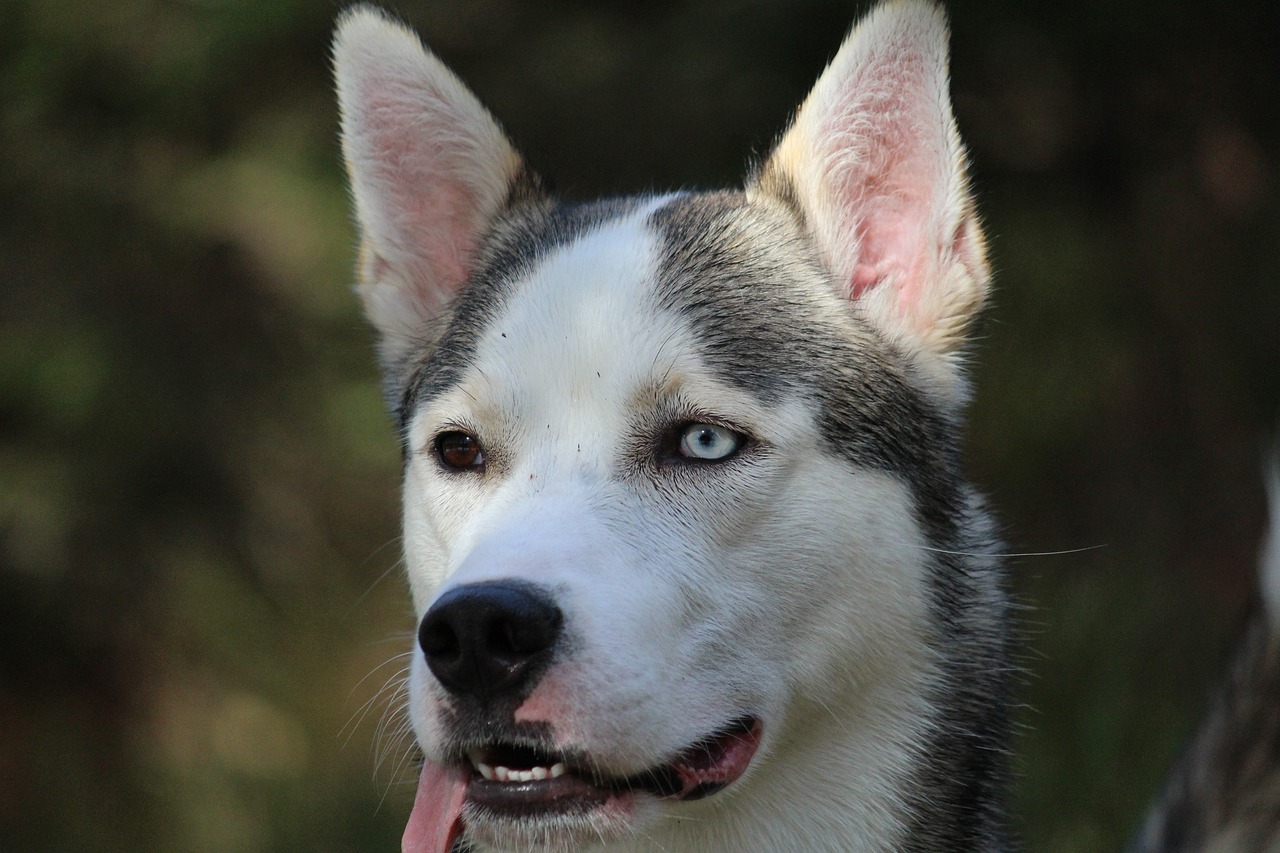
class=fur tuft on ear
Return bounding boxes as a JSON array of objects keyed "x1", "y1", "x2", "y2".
[
  {"x1": 333, "y1": 5, "x2": 528, "y2": 366},
  {"x1": 752, "y1": 0, "x2": 988, "y2": 373}
]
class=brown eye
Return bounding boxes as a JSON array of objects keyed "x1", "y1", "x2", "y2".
[{"x1": 435, "y1": 431, "x2": 484, "y2": 470}]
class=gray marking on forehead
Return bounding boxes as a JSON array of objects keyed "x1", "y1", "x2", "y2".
[
  {"x1": 394, "y1": 194, "x2": 651, "y2": 443},
  {"x1": 648, "y1": 191, "x2": 825, "y2": 403}
]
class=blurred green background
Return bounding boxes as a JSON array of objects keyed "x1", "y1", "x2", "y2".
[{"x1": 1, "y1": 0, "x2": 1277, "y2": 851}]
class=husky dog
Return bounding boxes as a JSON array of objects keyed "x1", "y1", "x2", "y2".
[
  {"x1": 331, "y1": 0, "x2": 1280, "y2": 850},
  {"x1": 333, "y1": 2, "x2": 1007, "y2": 850}
]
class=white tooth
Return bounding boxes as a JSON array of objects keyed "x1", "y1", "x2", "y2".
[
  {"x1": 531, "y1": 766, "x2": 548, "y2": 781},
  {"x1": 550, "y1": 763, "x2": 566, "y2": 778},
  {"x1": 515, "y1": 770, "x2": 533, "y2": 783},
  {"x1": 477, "y1": 762, "x2": 494, "y2": 781},
  {"x1": 495, "y1": 766, "x2": 511, "y2": 782}
]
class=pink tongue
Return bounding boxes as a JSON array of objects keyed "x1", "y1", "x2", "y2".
[{"x1": 402, "y1": 762, "x2": 467, "y2": 853}]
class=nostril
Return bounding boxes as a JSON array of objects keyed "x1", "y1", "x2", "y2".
[
  {"x1": 488, "y1": 621, "x2": 519, "y2": 662},
  {"x1": 491, "y1": 611, "x2": 557, "y2": 659},
  {"x1": 418, "y1": 617, "x2": 460, "y2": 659}
]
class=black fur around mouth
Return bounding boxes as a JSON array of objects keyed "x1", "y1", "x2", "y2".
[{"x1": 457, "y1": 716, "x2": 762, "y2": 816}]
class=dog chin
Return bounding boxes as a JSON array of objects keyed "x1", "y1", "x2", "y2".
[{"x1": 462, "y1": 790, "x2": 643, "y2": 852}]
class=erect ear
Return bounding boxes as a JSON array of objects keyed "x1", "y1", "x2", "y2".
[
  {"x1": 333, "y1": 6, "x2": 530, "y2": 368},
  {"x1": 752, "y1": 0, "x2": 988, "y2": 376}
]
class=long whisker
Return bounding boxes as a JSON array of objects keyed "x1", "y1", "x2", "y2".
[{"x1": 918, "y1": 543, "x2": 1107, "y2": 559}]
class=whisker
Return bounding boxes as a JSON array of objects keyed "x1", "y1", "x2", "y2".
[
  {"x1": 354, "y1": 549, "x2": 407, "y2": 607},
  {"x1": 341, "y1": 652, "x2": 413, "y2": 747},
  {"x1": 918, "y1": 543, "x2": 1107, "y2": 559}
]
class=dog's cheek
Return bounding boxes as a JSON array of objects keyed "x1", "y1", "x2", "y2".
[
  {"x1": 644, "y1": 465, "x2": 803, "y2": 697},
  {"x1": 668, "y1": 452, "x2": 933, "y2": 699},
  {"x1": 770, "y1": 465, "x2": 936, "y2": 698}
]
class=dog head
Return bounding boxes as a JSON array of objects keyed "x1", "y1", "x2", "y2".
[{"x1": 334, "y1": 2, "x2": 991, "y2": 850}]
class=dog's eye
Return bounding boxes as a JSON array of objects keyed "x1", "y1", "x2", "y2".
[
  {"x1": 435, "y1": 431, "x2": 485, "y2": 470},
  {"x1": 678, "y1": 423, "x2": 742, "y2": 462}
]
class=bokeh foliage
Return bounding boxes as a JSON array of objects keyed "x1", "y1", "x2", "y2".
[{"x1": 1, "y1": 1, "x2": 1278, "y2": 851}]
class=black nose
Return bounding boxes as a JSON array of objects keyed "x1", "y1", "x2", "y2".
[{"x1": 418, "y1": 582, "x2": 563, "y2": 701}]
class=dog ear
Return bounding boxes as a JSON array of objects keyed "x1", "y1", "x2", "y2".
[
  {"x1": 753, "y1": 0, "x2": 988, "y2": 368},
  {"x1": 333, "y1": 6, "x2": 528, "y2": 366}
]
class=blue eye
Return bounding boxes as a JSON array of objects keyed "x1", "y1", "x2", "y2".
[{"x1": 678, "y1": 423, "x2": 742, "y2": 461}]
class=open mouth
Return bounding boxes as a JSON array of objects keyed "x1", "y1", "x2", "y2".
[
  {"x1": 466, "y1": 715, "x2": 762, "y2": 808},
  {"x1": 404, "y1": 717, "x2": 763, "y2": 853}
]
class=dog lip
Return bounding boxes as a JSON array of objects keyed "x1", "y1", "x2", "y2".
[
  {"x1": 460, "y1": 715, "x2": 763, "y2": 813},
  {"x1": 661, "y1": 715, "x2": 763, "y2": 800},
  {"x1": 467, "y1": 771, "x2": 612, "y2": 816}
]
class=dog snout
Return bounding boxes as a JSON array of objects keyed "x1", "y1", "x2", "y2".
[{"x1": 418, "y1": 581, "x2": 563, "y2": 701}]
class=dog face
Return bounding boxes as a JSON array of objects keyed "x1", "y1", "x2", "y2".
[
  {"x1": 334, "y1": 2, "x2": 992, "y2": 851},
  {"x1": 394, "y1": 195, "x2": 947, "y2": 850}
]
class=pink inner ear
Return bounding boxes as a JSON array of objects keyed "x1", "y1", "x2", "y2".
[
  {"x1": 357, "y1": 89, "x2": 488, "y2": 305},
  {"x1": 817, "y1": 47, "x2": 946, "y2": 311},
  {"x1": 401, "y1": 180, "x2": 475, "y2": 296},
  {"x1": 841, "y1": 168, "x2": 935, "y2": 308},
  {"x1": 850, "y1": 263, "x2": 880, "y2": 298}
]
